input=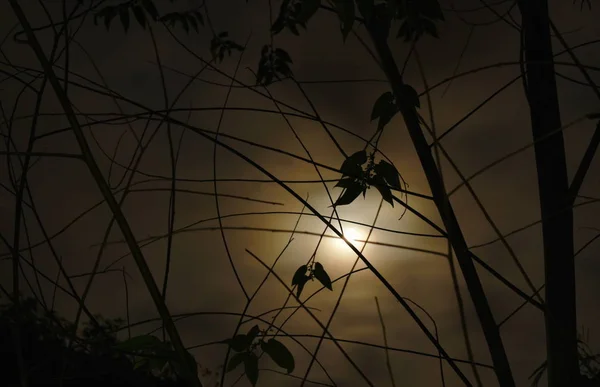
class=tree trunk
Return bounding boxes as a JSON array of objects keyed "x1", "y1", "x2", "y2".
[{"x1": 517, "y1": 1, "x2": 579, "y2": 386}]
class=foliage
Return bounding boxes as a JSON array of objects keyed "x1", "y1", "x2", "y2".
[{"x1": 0, "y1": 297, "x2": 195, "y2": 386}]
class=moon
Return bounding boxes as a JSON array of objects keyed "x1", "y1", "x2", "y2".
[{"x1": 335, "y1": 227, "x2": 363, "y2": 251}]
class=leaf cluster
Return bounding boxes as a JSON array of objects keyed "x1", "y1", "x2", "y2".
[
  {"x1": 93, "y1": 0, "x2": 205, "y2": 35},
  {"x1": 333, "y1": 149, "x2": 403, "y2": 207},
  {"x1": 292, "y1": 261, "x2": 333, "y2": 298},
  {"x1": 224, "y1": 325, "x2": 295, "y2": 386},
  {"x1": 271, "y1": 0, "x2": 321, "y2": 35},
  {"x1": 210, "y1": 32, "x2": 245, "y2": 63},
  {"x1": 256, "y1": 45, "x2": 293, "y2": 86}
]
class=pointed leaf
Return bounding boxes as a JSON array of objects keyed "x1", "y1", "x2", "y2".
[
  {"x1": 141, "y1": 0, "x2": 159, "y2": 20},
  {"x1": 119, "y1": 6, "x2": 130, "y2": 32},
  {"x1": 132, "y1": 5, "x2": 146, "y2": 29},
  {"x1": 188, "y1": 15, "x2": 199, "y2": 32},
  {"x1": 226, "y1": 334, "x2": 250, "y2": 352},
  {"x1": 246, "y1": 324, "x2": 260, "y2": 343},
  {"x1": 371, "y1": 174, "x2": 394, "y2": 206},
  {"x1": 340, "y1": 150, "x2": 367, "y2": 178},
  {"x1": 193, "y1": 11, "x2": 205, "y2": 26},
  {"x1": 296, "y1": 275, "x2": 309, "y2": 298},
  {"x1": 371, "y1": 91, "x2": 394, "y2": 120},
  {"x1": 102, "y1": 7, "x2": 118, "y2": 30},
  {"x1": 226, "y1": 352, "x2": 247, "y2": 373},
  {"x1": 292, "y1": 265, "x2": 308, "y2": 286},
  {"x1": 244, "y1": 352, "x2": 259, "y2": 386},
  {"x1": 261, "y1": 339, "x2": 295, "y2": 373},
  {"x1": 335, "y1": 178, "x2": 355, "y2": 189},
  {"x1": 374, "y1": 160, "x2": 401, "y2": 190},
  {"x1": 313, "y1": 262, "x2": 332, "y2": 290},
  {"x1": 333, "y1": 181, "x2": 363, "y2": 207},
  {"x1": 400, "y1": 84, "x2": 420, "y2": 108},
  {"x1": 297, "y1": 0, "x2": 321, "y2": 24},
  {"x1": 334, "y1": 0, "x2": 355, "y2": 41}
]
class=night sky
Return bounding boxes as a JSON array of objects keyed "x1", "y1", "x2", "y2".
[{"x1": 1, "y1": 1, "x2": 600, "y2": 386}]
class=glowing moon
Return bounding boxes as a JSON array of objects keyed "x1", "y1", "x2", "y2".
[{"x1": 335, "y1": 227, "x2": 363, "y2": 251}]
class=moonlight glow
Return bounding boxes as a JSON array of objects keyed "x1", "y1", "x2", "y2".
[{"x1": 335, "y1": 227, "x2": 363, "y2": 251}]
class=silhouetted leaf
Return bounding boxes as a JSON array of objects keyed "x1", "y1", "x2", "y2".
[
  {"x1": 297, "y1": 0, "x2": 321, "y2": 24},
  {"x1": 355, "y1": 0, "x2": 374, "y2": 21},
  {"x1": 275, "y1": 48, "x2": 292, "y2": 63},
  {"x1": 333, "y1": 180, "x2": 364, "y2": 206},
  {"x1": 292, "y1": 265, "x2": 308, "y2": 286},
  {"x1": 335, "y1": 178, "x2": 355, "y2": 188},
  {"x1": 244, "y1": 352, "x2": 259, "y2": 386},
  {"x1": 132, "y1": 5, "x2": 146, "y2": 29},
  {"x1": 261, "y1": 339, "x2": 295, "y2": 373},
  {"x1": 193, "y1": 11, "x2": 205, "y2": 26},
  {"x1": 374, "y1": 160, "x2": 401, "y2": 190},
  {"x1": 334, "y1": 0, "x2": 355, "y2": 41},
  {"x1": 340, "y1": 150, "x2": 367, "y2": 178},
  {"x1": 370, "y1": 174, "x2": 394, "y2": 206},
  {"x1": 119, "y1": 6, "x2": 130, "y2": 32},
  {"x1": 399, "y1": 84, "x2": 420, "y2": 108},
  {"x1": 296, "y1": 275, "x2": 310, "y2": 298},
  {"x1": 371, "y1": 91, "x2": 398, "y2": 129},
  {"x1": 420, "y1": 0, "x2": 444, "y2": 21},
  {"x1": 141, "y1": 0, "x2": 158, "y2": 21},
  {"x1": 226, "y1": 334, "x2": 251, "y2": 352},
  {"x1": 313, "y1": 262, "x2": 332, "y2": 290},
  {"x1": 246, "y1": 325, "x2": 260, "y2": 343},
  {"x1": 371, "y1": 91, "x2": 394, "y2": 120},
  {"x1": 187, "y1": 15, "x2": 199, "y2": 32},
  {"x1": 226, "y1": 352, "x2": 247, "y2": 372},
  {"x1": 95, "y1": 6, "x2": 118, "y2": 30}
]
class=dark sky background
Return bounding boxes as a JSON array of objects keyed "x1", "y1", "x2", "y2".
[{"x1": 1, "y1": 0, "x2": 600, "y2": 386}]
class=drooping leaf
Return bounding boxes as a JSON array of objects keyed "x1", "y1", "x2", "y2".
[
  {"x1": 334, "y1": 0, "x2": 355, "y2": 41},
  {"x1": 374, "y1": 160, "x2": 401, "y2": 190},
  {"x1": 296, "y1": 275, "x2": 309, "y2": 298},
  {"x1": 292, "y1": 265, "x2": 308, "y2": 286},
  {"x1": 96, "y1": 6, "x2": 118, "y2": 30},
  {"x1": 371, "y1": 91, "x2": 394, "y2": 120},
  {"x1": 132, "y1": 5, "x2": 146, "y2": 29},
  {"x1": 399, "y1": 84, "x2": 420, "y2": 108},
  {"x1": 419, "y1": 0, "x2": 444, "y2": 21},
  {"x1": 226, "y1": 352, "x2": 247, "y2": 373},
  {"x1": 261, "y1": 339, "x2": 295, "y2": 373},
  {"x1": 313, "y1": 262, "x2": 332, "y2": 291},
  {"x1": 188, "y1": 14, "x2": 199, "y2": 32},
  {"x1": 340, "y1": 150, "x2": 367, "y2": 178},
  {"x1": 244, "y1": 352, "x2": 259, "y2": 386},
  {"x1": 226, "y1": 334, "x2": 251, "y2": 352},
  {"x1": 335, "y1": 178, "x2": 355, "y2": 189},
  {"x1": 371, "y1": 91, "x2": 398, "y2": 129},
  {"x1": 119, "y1": 5, "x2": 130, "y2": 32},
  {"x1": 141, "y1": 0, "x2": 159, "y2": 21},
  {"x1": 333, "y1": 180, "x2": 364, "y2": 207},
  {"x1": 297, "y1": 0, "x2": 321, "y2": 25},
  {"x1": 114, "y1": 334, "x2": 162, "y2": 351},
  {"x1": 246, "y1": 324, "x2": 260, "y2": 343},
  {"x1": 370, "y1": 174, "x2": 394, "y2": 206},
  {"x1": 275, "y1": 48, "x2": 293, "y2": 63},
  {"x1": 355, "y1": 0, "x2": 374, "y2": 21},
  {"x1": 193, "y1": 11, "x2": 205, "y2": 26}
]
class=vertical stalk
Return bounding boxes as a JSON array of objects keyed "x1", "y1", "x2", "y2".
[
  {"x1": 364, "y1": 25, "x2": 516, "y2": 387},
  {"x1": 8, "y1": 3, "x2": 202, "y2": 387},
  {"x1": 517, "y1": 1, "x2": 579, "y2": 385}
]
